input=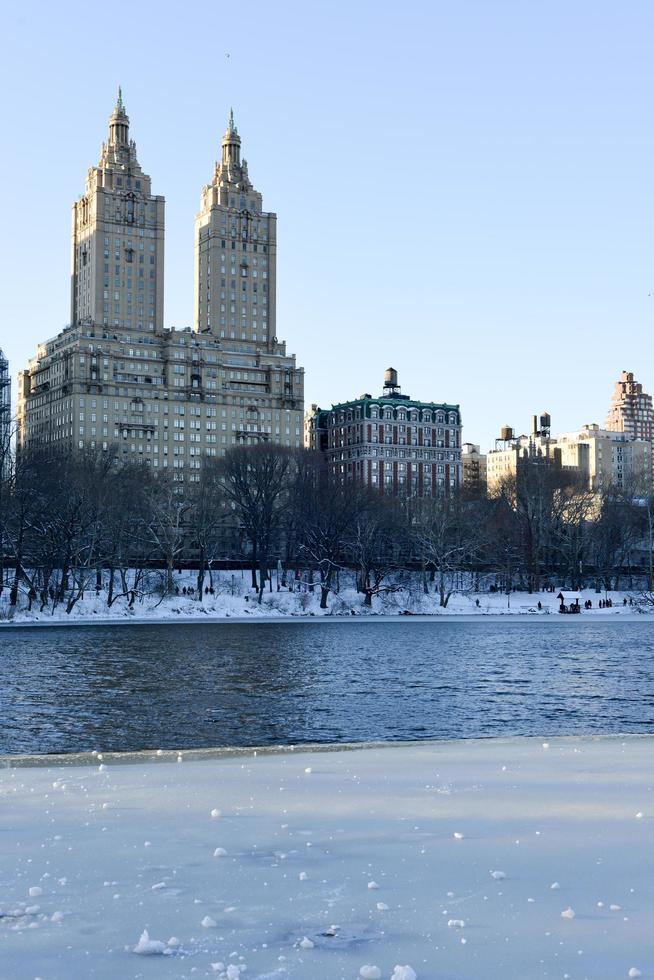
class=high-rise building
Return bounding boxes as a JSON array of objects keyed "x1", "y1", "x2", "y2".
[
  {"x1": 17, "y1": 99, "x2": 304, "y2": 474},
  {"x1": 306, "y1": 369, "x2": 462, "y2": 496},
  {"x1": 70, "y1": 88, "x2": 165, "y2": 334},
  {"x1": 195, "y1": 110, "x2": 276, "y2": 347},
  {"x1": 605, "y1": 371, "x2": 654, "y2": 443}
]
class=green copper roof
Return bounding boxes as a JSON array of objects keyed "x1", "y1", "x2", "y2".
[{"x1": 314, "y1": 395, "x2": 460, "y2": 414}]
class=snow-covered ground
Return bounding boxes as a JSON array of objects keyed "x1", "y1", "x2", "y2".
[
  {"x1": 0, "y1": 569, "x2": 650, "y2": 624},
  {"x1": 1, "y1": 736, "x2": 652, "y2": 979}
]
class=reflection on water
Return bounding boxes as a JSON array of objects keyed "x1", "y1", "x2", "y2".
[{"x1": 1, "y1": 621, "x2": 653, "y2": 754}]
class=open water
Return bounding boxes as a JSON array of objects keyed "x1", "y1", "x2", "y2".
[{"x1": 1, "y1": 620, "x2": 653, "y2": 754}]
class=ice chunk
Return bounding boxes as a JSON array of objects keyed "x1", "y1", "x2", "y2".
[
  {"x1": 367, "y1": 880, "x2": 380, "y2": 890},
  {"x1": 298, "y1": 936, "x2": 314, "y2": 949},
  {"x1": 211, "y1": 808, "x2": 222, "y2": 818},
  {"x1": 213, "y1": 847, "x2": 228, "y2": 858},
  {"x1": 376, "y1": 902, "x2": 389, "y2": 911},
  {"x1": 550, "y1": 882, "x2": 560, "y2": 890},
  {"x1": 490, "y1": 871, "x2": 506, "y2": 880},
  {"x1": 447, "y1": 918, "x2": 466, "y2": 928},
  {"x1": 453, "y1": 832, "x2": 464, "y2": 840},
  {"x1": 201, "y1": 915, "x2": 218, "y2": 928},
  {"x1": 390, "y1": 967, "x2": 417, "y2": 980},
  {"x1": 132, "y1": 929, "x2": 167, "y2": 955},
  {"x1": 628, "y1": 969, "x2": 642, "y2": 978},
  {"x1": 28, "y1": 886, "x2": 43, "y2": 898},
  {"x1": 560, "y1": 907, "x2": 575, "y2": 919},
  {"x1": 360, "y1": 967, "x2": 382, "y2": 979}
]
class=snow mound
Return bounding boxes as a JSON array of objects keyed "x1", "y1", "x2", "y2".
[
  {"x1": 132, "y1": 929, "x2": 167, "y2": 955},
  {"x1": 390, "y1": 967, "x2": 417, "y2": 980}
]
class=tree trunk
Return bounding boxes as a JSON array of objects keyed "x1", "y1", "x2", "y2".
[
  {"x1": 251, "y1": 540, "x2": 258, "y2": 590},
  {"x1": 320, "y1": 567, "x2": 332, "y2": 610},
  {"x1": 197, "y1": 552, "x2": 205, "y2": 600}
]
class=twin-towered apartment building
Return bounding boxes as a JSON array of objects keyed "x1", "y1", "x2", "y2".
[{"x1": 16, "y1": 94, "x2": 305, "y2": 480}]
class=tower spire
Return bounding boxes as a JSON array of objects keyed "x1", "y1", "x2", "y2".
[
  {"x1": 108, "y1": 86, "x2": 129, "y2": 147},
  {"x1": 221, "y1": 108, "x2": 241, "y2": 169}
]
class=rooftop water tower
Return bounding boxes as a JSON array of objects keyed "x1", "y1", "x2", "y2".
[{"x1": 382, "y1": 367, "x2": 403, "y2": 398}]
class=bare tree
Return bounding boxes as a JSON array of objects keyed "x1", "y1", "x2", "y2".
[
  {"x1": 344, "y1": 488, "x2": 401, "y2": 608},
  {"x1": 412, "y1": 492, "x2": 479, "y2": 607},
  {"x1": 145, "y1": 474, "x2": 191, "y2": 595},
  {"x1": 216, "y1": 444, "x2": 295, "y2": 603},
  {"x1": 293, "y1": 453, "x2": 356, "y2": 609}
]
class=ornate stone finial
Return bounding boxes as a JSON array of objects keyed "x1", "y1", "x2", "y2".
[
  {"x1": 227, "y1": 107, "x2": 237, "y2": 134},
  {"x1": 116, "y1": 86, "x2": 124, "y2": 112}
]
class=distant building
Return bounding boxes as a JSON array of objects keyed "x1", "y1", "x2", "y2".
[
  {"x1": 486, "y1": 414, "x2": 561, "y2": 493},
  {"x1": 0, "y1": 348, "x2": 10, "y2": 477},
  {"x1": 486, "y1": 413, "x2": 652, "y2": 495},
  {"x1": 554, "y1": 424, "x2": 651, "y2": 493},
  {"x1": 306, "y1": 369, "x2": 462, "y2": 496},
  {"x1": 461, "y1": 443, "x2": 487, "y2": 496},
  {"x1": 17, "y1": 95, "x2": 304, "y2": 474},
  {"x1": 605, "y1": 370, "x2": 654, "y2": 443}
]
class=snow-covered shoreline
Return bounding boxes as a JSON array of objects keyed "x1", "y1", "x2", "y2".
[
  {"x1": 0, "y1": 569, "x2": 650, "y2": 626},
  {"x1": 2, "y1": 735, "x2": 652, "y2": 979},
  {"x1": 0, "y1": 610, "x2": 650, "y2": 629}
]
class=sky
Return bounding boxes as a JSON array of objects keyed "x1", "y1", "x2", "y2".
[{"x1": 0, "y1": 0, "x2": 653, "y2": 452}]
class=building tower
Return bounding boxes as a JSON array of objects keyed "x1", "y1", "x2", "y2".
[
  {"x1": 194, "y1": 110, "x2": 276, "y2": 349},
  {"x1": 71, "y1": 88, "x2": 165, "y2": 333},
  {"x1": 605, "y1": 371, "x2": 654, "y2": 443}
]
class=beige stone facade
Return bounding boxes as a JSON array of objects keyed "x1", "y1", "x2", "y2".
[
  {"x1": 17, "y1": 98, "x2": 304, "y2": 477},
  {"x1": 486, "y1": 419, "x2": 652, "y2": 495},
  {"x1": 554, "y1": 424, "x2": 651, "y2": 492},
  {"x1": 70, "y1": 89, "x2": 165, "y2": 334}
]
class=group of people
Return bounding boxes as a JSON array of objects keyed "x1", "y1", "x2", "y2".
[{"x1": 174, "y1": 584, "x2": 216, "y2": 596}]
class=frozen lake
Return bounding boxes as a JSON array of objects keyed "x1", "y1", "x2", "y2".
[
  {"x1": 2, "y1": 620, "x2": 654, "y2": 755},
  {"x1": 1, "y1": 736, "x2": 653, "y2": 980}
]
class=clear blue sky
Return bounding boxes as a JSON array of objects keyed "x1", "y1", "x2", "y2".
[{"x1": 1, "y1": 0, "x2": 653, "y2": 452}]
